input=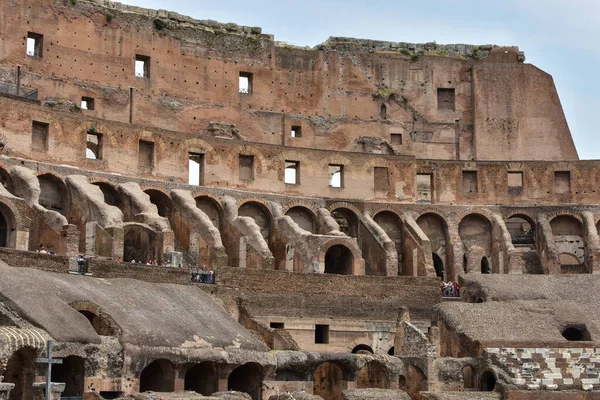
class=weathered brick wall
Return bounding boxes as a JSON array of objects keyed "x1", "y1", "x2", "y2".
[
  {"x1": 0, "y1": 247, "x2": 69, "y2": 273},
  {"x1": 88, "y1": 258, "x2": 190, "y2": 284}
]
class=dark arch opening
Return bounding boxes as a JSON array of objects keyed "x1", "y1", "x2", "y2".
[
  {"x1": 184, "y1": 362, "x2": 218, "y2": 396},
  {"x1": 387, "y1": 347, "x2": 395, "y2": 355},
  {"x1": 123, "y1": 224, "x2": 158, "y2": 263},
  {"x1": 285, "y1": 206, "x2": 317, "y2": 234},
  {"x1": 4, "y1": 347, "x2": 37, "y2": 400},
  {"x1": 459, "y1": 214, "x2": 492, "y2": 264},
  {"x1": 239, "y1": 202, "x2": 271, "y2": 240},
  {"x1": 562, "y1": 325, "x2": 591, "y2": 341},
  {"x1": 313, "y1": 362, "x2": 344, "y2": 400},
  {"x1": 0, "y1": 209, "x2": 8, "y2": 248},
  {"x1": 462, "y1": 365, "x2": 475, "y2": 389},
  {"x1": 51, "y1": 355, "x2": 85, "y2": 396},
  {"x1": 78, "y1": 310, "x2": 117, "y2": 336},
  {"x1": 228, "y1": 363, "x2": 263, "y2": 400},
  {"x1": 433, "y1": 253, "x2": 444, "y2": 279},
  {"x1": 506, "y1": 215, "x2": 535, "y2": 245},
  {"x1": 481, "y1": 257, "x2": 490, "y2": 274},
  {"x1": 351, "y1": 344, "x2": 374, "y2": 354},
  {"x1": 37, "y1": 174, "x2": 68, "y2": 215},
  {"x1": 195, "y1": 196, "x2": 222, "y2": 229},
  {"x1": 139, "y1": 359, "x2": 175, "y2": 393},
  {"x1": 380, "y1": 104, "x2": 387, "y2": 120},
  {"x1": 145, "y1": 190, "x2": 173, "y2": 219},
  {"x1": 356, "y1": 361, "x2": 390, "y2": 389},
  {"x1": 398, "y1": 375, "x2": 406, "y2": 389},
  {"x1": 331, "y1": 208, "x2": 358, "y2": 238},
  {"x1": 480, "y1": 370, "x2": 496, "y2": 391},
  {"x1": 325, "y1": 245, "x2": 353, "y2": 275},
  {"x1": 463, "y1": 254, "x2": 467, "y2": 273},
  {"x1": 92, "y1": 182, "x2": 121, "y2": 208}
]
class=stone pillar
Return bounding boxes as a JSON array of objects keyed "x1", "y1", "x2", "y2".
[
  {"x1": 582, "y1": 211, "x2": 600, "y2": 273},
  {"x1": 106, "y1": 227, "x2": 124, "y2": 260},
  {"x1": 0, "y1": 377, "x2": 15, "y2": 400},
  {"x1": 15, "y1": 229, "x2": 29, "y2": 251},
  {"x1": 33, "y1": 382, "x2": 65, "y2": 400}
]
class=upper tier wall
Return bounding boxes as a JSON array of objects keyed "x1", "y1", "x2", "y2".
[{"x1": 0, "y1": 0, "x2": 577, "y2": 161}]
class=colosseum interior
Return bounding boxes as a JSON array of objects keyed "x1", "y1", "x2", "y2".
[{"x1": 0, "y1": 0, "x2": 597, "y2": 399}]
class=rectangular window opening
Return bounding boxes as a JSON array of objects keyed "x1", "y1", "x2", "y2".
[
  {"x1": 86, "y1": 132, "x2": 103, "y2": 160},
  {"x1": 138, "y1": 140, "x2": 154, "y2": 168},
  {"x1": 315, "y1": 324, "x2": 329, "y2": 344},
  {"x1": 462, "y1": 171, "x2": 478, "y2": 195},
  {"x1": 270, "y1": 322, "x2": 285, "y2": 329},
  {"x1": 416, "y1": 173, "x2": 433, "y2": 203},
  {"x1": 437, "y1": 88, "x2": 455, "y2": 110},
  {"x1": 508, "y1": 171, "x2": 523, "y2": 195},
  {"x1": 239, "y1": 72, "x2": 253, "y2": 94},
  {"x1": 135, "y1": 55, "x2": 150, "y2": 78},
  {"x1": 374, "y1": 167, "x2": 390, "y2": 191},
  {"x1": 81, "y1": 96, "x2": 95, "y2": 110},
  {"x1": 291, "y1": 125, "x2": 302, "y2": 138},
  {"x1": 329, "y1": 164, "x2": 344, "y2": 188},
  {"x1": 26, "y1": 32, "x2": 43, "y2": 57},
  {"x1": 284, "y1": 160, "x2": 299, "y2": 185},
  {"x1": 391, "y1": 133, "x2": 403, "y2": 145},
  {"x1": 189, "y1": 153, "x2": 204, "y2": 186},
  {"x1": 31, "y1": 121, "x2": 49, "y2": 152},
  {"x1": 239, "y1": 155, "x2": 254, "y2": 180},
  {"x1": 555, "y1": 171, "x2": 571, "y2": 194}
]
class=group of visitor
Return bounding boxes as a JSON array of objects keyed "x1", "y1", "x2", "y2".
[
  {"x1": 191, "y1": 265, "x2": 216, "y2": 284},
  {"x1": 37, "y1": 245, "x2": 56, "y2": 255},
  {"x1": 441, "y1": 281, "x2": 460, "y2": 297}
]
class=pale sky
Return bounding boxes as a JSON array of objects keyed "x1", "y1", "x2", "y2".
[{"x1": 119, "y1": 0, "x2": 600, "y2": 160}]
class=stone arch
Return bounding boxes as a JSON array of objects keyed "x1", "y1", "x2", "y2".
[
  {"x1": 139, "y1": 359, "x2": 175, "y2": 392},
  {"x1": 462, "y1": 365, "x2": 476, "y2": 389},
  {"x1": 380, "y1": 103, "x2": 387, "y2": 120},
  {"x1": 373, "y1": 210, "x2": 402, "y2": 275},
  {"x1": 404, "y1": 364, "x2": 427, "y2": 398},
  {"x1": 330, "y1": 207, "x2": 359, "y2": 238},
  {"x1": 71, "y1": 301, "x2": 120, "y2": 336},
  {"x1": 185, "y1": 138, "x2": 217, "y2": 164},
  {"x1": 238, "y1": 201, "x2": 272, "y2": 241},
  {"x1": 228, "y1": 363, "x2": 263, "y2": 400},
  {"x1": 226, "y1": 145, "x2": 267, "y2": 175},
  {"x1": 356, "y1": 361, "x2": 389, "y2": 389},
  {"x1": 313, "y1": 362, "x2": 345, "y2": 400},
  {"x1": 184, "y1": 362, "x2": 218, "y2": 396},
  {"x1": 275, "y1": 151, "x2": 314, "y2": 179},
  {"x1": 0, "y1": 200, "x2": 20, "y2": 248},
  {"x1": 285, "y1": 206, "x2": 317, "y2": 233},
  {"x1": 91, "y1": 181, "x2": 121, "y2": 208},
  {"x1": 144, "y1": 189, "x2": 173, "y2": 219},
  {"x1": 506, "y1": 214, "x2": 536, "y2": 245},
  {"x1": 324, "y1": 244, "x2": 354, "y2": 275},
  {"x1": 123, "y1": 223, "x2": 160, "y2": 263},
  {"x1": 551, "y1": 215, "x2": 584, "y2": 266},
  {"x1": 37, "y1": 173, "x2": 68, "y2": 216},
  {"x1": 4, "y1": 346, "x2": 38, "y2": 400},
  {"x1": 320, "y1": 238, "x2": 363, "y2": 275},
  {"x1": 417, "y1": 212, "x2": 450, "y2": 279},
  {"x1": 459, "y1": 214, "x2": 492, "y2": 259},
  {"x1": 194, "y1": 195, "x2": 223, "y2": 230},
  {"x1": 351, "y1": 344, "x2": 374, "y2": 354},
  {"x1": 480, "y1": 370, "x2": 497, "y2": 391},
  {"x1": 51, "y1": 355, "x2": 85, "y2": 397}
]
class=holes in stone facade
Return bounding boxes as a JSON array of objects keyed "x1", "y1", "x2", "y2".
[
  {"x1": 480, "y1": 370, "x2": 496, "y2": 391},
  {"x1": 391, "y1": 133, "x2": 403, "y2": 145},
  {"x1": 26, "y1": 32, "x2": 43, "y2": 57},
  {"x1": 462, "y1": 171, "x2": 478, "y2": 194},
  {"x1": 284, "y1": 160, "x2": 299, "y2": 185},
  {"x1": 86, "y1": 132, "x2": 102, "y2": 160},
  {"x1": 32, "y1": 121, "x2": 49, "y2": 152},
  {"x1": 228, "y1": 363, "x2": 262, "y2": 400},
  {"x1": 329, "y1": 164, "x2": 343, "y2": 188},
  {"x1": 561, "y1": 325, "x2": 591, "y2": 341},
  {"x1": 188, "y1": 153, "x2": 204, "y2": 186},
  {"x1": 139, "y1": 359, "x2": 175, "y2": 392},
  {"x1": 554, "y1": 171, "x2": 571, "y2": 194},
  {"x1": 51, "y1": 356, "x2": 85, "y2": 397},
  {"x1": 380, "y1": 104, "x2": 387, "y2": 119},
  {"x1": 315, "y1": 324, "x2": 330, "y2": 344},
  {"x1": 437, "y1": 88, "x2": 455, "y2": 110},
  {"x1": 184, "y1": 362, "x2": 218, "y2": 396},
  {"x1": 481, "y1": 257, "x2": 490, "y2": 274},
  {"x1": 135, "y1": 55, "x2": 150, "y2": 78},
  {"x1": 81, "y1": 96, "x2": 95, "y2": 110},
  {"x1": 138, "y1": 140, "x2": 154, "y2": 169},
  {"x1": 239, "y1": 155, "x2": 254, "y2": 180},
  {"x1": 290, "y1": 125, "x2": 301, "y2": 138},
  {"x1": 374, "y1": 167, "x2": 389, "y2": 192},
  {"x1": 270, "y1": 322, "x2": 284, "y2": 329},
  {"x1": 239, "y1": 72, "x2": 252, "y2": 93},
  {"x1": 324, "y1": 244, "x2": 353, "y2": 275}
]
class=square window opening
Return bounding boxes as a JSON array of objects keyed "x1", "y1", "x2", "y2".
[
  {"x1": 291, "y1": 125, "x2": 302, "y2": 138},
  {"x1": 239, "y1": 72, "x2": 253, "y2": 94},
  {"x1": 189, "y1": 153, "x2": 204, "y2": 186},
  {"x1": 284, "y1": 160, "x2": 299, "y2": 185},
  {"x1": 239, "y1": 155, "x2": 254, "y2": 180},
  {"x1": 81, "y1": 96, "x2": 95, "y2": 111},
  {"x1": 391, "y1": 133, "x2": 403, "y2": 145},
  {"x1": 462, "y1": 171, "x2": 478, "y2": 194},
  {"x1": 138, "y1": 140, "x2": 154, "y2": 168},
  {"x1": 270, "y1": 322, "x2": 284, "y2": 329},
  {"x1": 416, "y1": 173, "x2": 433, "y2": 203},
  {"x1": 135, "y1": 55, "x2": 150, "y2": 78},
  {"x1": 555, "y1": 171, "x2": 571, "y2": 194},
  {"x1": 86, "y1": 132, "x2": 103, "y2": 160},
  {"x1": 329, "y1": 164, "x2": 344, "y2": 188},
  {"x1": 31, "y1": 121, "x2": 48, "y2": 152},
  {"x1": 315, "y1": 324, "x2": 329, "y2": 344},
  {"x1": 26, "y1": 32, "x2": 43, "y2": 57},
  {"x1": 508, "y1": 171, "x2": 523, "y2": 195},
  {"x1": 437, "y1": 88, "x2": 455, "y2": 110}
]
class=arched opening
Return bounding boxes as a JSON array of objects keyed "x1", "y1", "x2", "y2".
[
  {"x1": 481, "y1": 257, "x2": 490, "y2": 274},
  {"x1": 459, "y1": 214, "x2": 492, "y2": 272},
  {"x1": 374, "y1": 211, "x2": 403, "y2": 276},
  {"x1": 123, "y1": 224, "x2": 159, "y2": 263},
  {"x1": 462, "y1": 365, "x2": 475, "y2": 390},
  {"x1": 480, "y1": 370, "x2": 496, "y2": 391},
  {"x1": 313, "y1": 362, "x2": 344, "y2": 400},
  {"x1": 405, "y1": 365, "x2": 427, "y2": 398},
  {"x1": 195, "y1": 196, "x2": 222, "y2": 230},
  {"x1": 139, "y1": 359, "x2": 175, "y2": 392},
  {"x1": 0, "y1": 208, "x2": 9, "y2": 248},
  {"x1": 561, "y1": 325, "x2": 591, "y2": 341},
  {"x1": 506, "y1": 215, "x2": 535, "y2": 245},
  {"x1": 285, "y1": 206, "x2": 317, "y2": 234},
  {"x1": 51, "y1": 355, "x2": 85, "y2": 397},
  {"x1": 351, "y1": 344, "x2": 374, "y2": 354},
  {"x1": 463, "y1": 254, "x2": 467, "y2": 273},
  {"x1": 331, "y1": 208, "x2": 358, "y2": 238},
  {"x1": 387, "y1": 347, "x2": 395, "y2": 356},
  {"x1": 433, "y1": 253, "x2": 444, "y2": 279},
  {"x1": 380, "y1": 104, "x2": 387, "y2": 120},
  {"x1": 37, "y1": 174, "x2": 68, "y2": 215},
  {"x1": 324, "y1": 245, "x2": 353, "y2": 275},
  {"x1": 4, "y1": 347, "x2": 37, "y2": 400},
  {"x1": 552, "y1": 215, "x2": 584, "y2": 270},
  {"x1": 144, "y1": 190, "x2": 173, "y2": 219},
  {"x1": 417, "y1": 213, "x2": 448, "y2": 277},
  {"x1": 184, "y1": 362, "x2": 218, "y2": 396},
  {"x1": 78, "y1": 310, "x2": 117, "y2": 336},
  {"x1": 227, "y1": 363, "x2": 263, "y2": 400},
  {"x1": 92, "y1": 182, "x2": 121, "y2": 208},
  {"x1": 356, "y1": 361, "x2": 389, "y2": 389},
  {"x1": 239, "y1": 202, "x2": 271, "y2": 241},
  {"x1": 398, "y1": 375, "x2": 406, "y2": 389}
]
